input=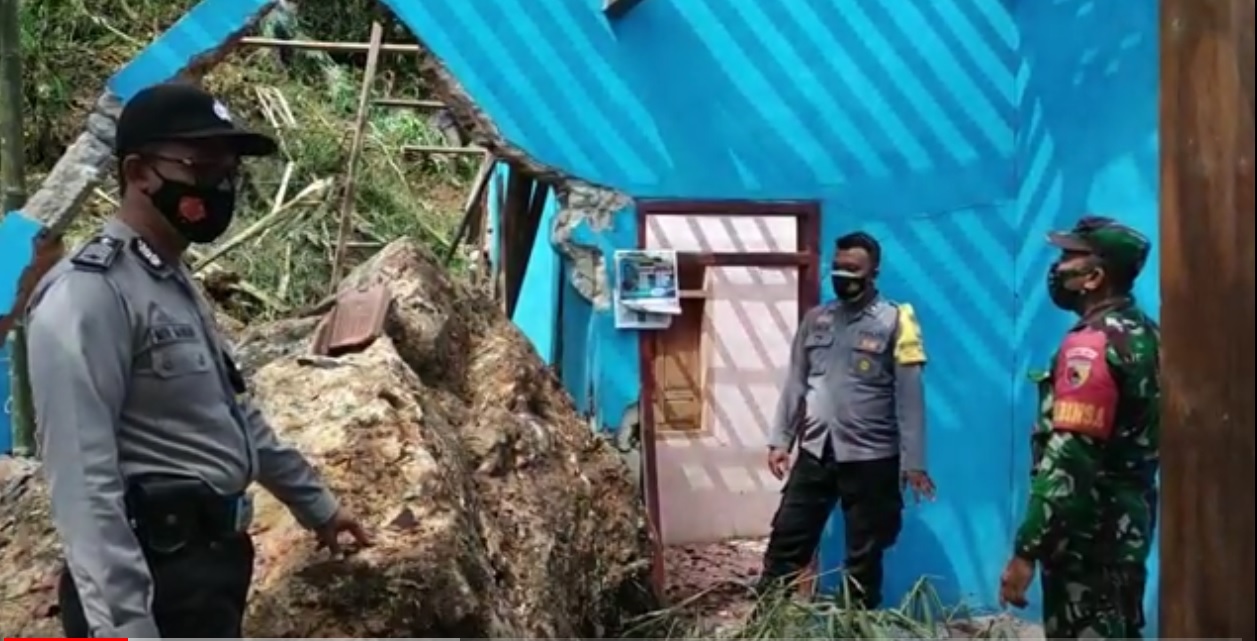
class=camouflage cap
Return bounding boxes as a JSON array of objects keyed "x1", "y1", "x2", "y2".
[{"x1": 1048, "y1": 215, "x2": 1151, "y2": 276}]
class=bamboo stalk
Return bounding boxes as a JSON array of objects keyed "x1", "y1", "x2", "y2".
[
  {"x1": 240, "y1": 36, "x2": 421, "y2": 55},
  {"x1": 443, "y1": 151, "x2": 496, "y2": 265},
  {"x1": 0, "y1": 0, "x2": 25, "y2": 214},
  {"x1": 192, "y1": 175, "x2": 330, "y2": 272},
  {"x1": 373, "y1": 97, "x2": 445, "y2": 110},
  {"x1": 327, "y1": 22, "x2": 385, "y2": 294},
  {"x1": 401, "y1": 144, "x2": 485, "y2": 157}
]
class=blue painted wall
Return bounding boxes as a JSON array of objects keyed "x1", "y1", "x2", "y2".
[
  {"x1": 448, "y1": 0, "x2": 1021, "y2": 609},
  {"x1": 489, "y1": 163, "x2": 565, "y2": 366},
  {"x1": 463, "y1": 0, "x2": 1159, "y2": 616}
]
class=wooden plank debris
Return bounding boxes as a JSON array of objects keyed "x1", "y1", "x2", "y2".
[{"x1": 327, "y1": 21, "x2": 385, "y2": 293}]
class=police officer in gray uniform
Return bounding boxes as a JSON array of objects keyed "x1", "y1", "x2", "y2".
[
  {"x1": 26, "y1": 82, "x2": 371, "y2": 638},
  {"x1": 758, "y1": 232, "x2": 937, "y2": 609}
]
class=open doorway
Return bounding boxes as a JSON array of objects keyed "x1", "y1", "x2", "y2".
[{"x1": 636, "y1": 201, "x2": 820, "y2": 603}]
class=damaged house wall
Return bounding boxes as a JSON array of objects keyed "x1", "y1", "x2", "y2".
[
  {"x1": 2, "y1": 1, "x2": 657, "y2": 634},
  {"x1": 392, "y1": 0, "x2": 1020, "y2": 610},
  {"x1": 388, "y1": 0, "x2": 1159, "y2": 617},
  {"x1": 393, "y1": 0, "x2": 1019, "y2": 609},
  {"x1": 396, "y1": 10, "x2": 641, "y2": 436}
]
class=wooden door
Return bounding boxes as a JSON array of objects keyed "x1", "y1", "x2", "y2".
[{"x1": 650, "y1": 260, "x2": 708, "y2": 435}]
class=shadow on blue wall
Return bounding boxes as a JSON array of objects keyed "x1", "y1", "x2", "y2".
[
  {"x1": 605, "y1": 0, "x2": 1016, "y2": 207},
  {"x1": 1014, "y1": 0, "x2": 1160, "y2": 629}
]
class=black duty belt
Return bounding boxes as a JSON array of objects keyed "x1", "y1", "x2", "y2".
[{"x1": 124, "y1": 475, "x2": 253, "y2": 554}]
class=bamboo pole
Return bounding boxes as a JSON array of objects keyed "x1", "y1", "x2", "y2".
[
  {"x1": 327, "y1": 22, "x2": 385, "y2": 294},
  {"x1": 443, "y1": 151, "x2": 496, "y2": 265},
  {"x1": 0, "y1": 0, "x2": 25, "y2": 214},
  {"x1": 193, "y1": 174, "x2": 332, "y2": 273},
  {"x1": 400, "y1": 144, "x2": 484, "y2": 157},
  {"x1": 240, "y1": 36, "x2": 421, "y2": 55},
  {"x1": 373, "y1": 97, "x2": 445, "y2": 110},
  {"x1": 0, "y1": 0, "x2": 34, "y2": 457}
]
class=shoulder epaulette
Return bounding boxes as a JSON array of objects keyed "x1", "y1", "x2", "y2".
[{"x1": 69, "y1": 235, "x2": 125, "y2": 272}]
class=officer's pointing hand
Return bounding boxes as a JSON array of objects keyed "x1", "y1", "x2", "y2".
[{"x1": 315, "y1": 506, "x2": 374, "y2": 556}]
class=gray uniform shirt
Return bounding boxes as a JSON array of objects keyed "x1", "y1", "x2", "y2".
[
  {"x1": 26, "y1": 217, "x2": 338, "y2": 638},
  {"x1": 768, "y1": 297, "x2": 927, "y2": 469}
]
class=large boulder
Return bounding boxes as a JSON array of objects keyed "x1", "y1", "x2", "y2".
[
  {"x1": 0, "y1": 240, "x2": 655, "y2": 637},
  {"x1": 0, "y1": 457, "x2": 60, "y2": 637}
]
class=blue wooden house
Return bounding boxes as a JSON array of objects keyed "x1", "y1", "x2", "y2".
[{"x1": 463, "y1": 0, "x2": 1161, "y2": 621}]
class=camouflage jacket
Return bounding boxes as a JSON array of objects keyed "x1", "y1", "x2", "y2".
[
  {"x1": 1028, "y1": 368, "x2": 1053, "y2": 475},
  {"x1": 1015, "y1": 298, "x2": 1160, "y2": 567}
]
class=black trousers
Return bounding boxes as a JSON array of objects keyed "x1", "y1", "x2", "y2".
[
  {"x1": 59, "y1": 533, "x2": 255, "y2": 637},
  {"x1": 760, "y1": 451, "x2": 903, "y2": 609}
]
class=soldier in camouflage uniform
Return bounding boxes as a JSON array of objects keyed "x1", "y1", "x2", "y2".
[{"x1": 999, "y1": 216, "x2": 1160, "y2": 639}]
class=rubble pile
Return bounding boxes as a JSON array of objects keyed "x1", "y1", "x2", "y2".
[{"x1": 0, "y1": 240, "x2": 655, "y2": 637}]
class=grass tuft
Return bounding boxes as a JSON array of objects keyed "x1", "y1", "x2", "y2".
[{"x1": 621, "y1": 574, "x2": 1026, "y2": 640}]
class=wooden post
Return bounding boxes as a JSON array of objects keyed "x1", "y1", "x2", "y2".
[
  {"x1": 1159, "y1": 0, "x2": 1254, "y2": 638},
  {"x1": 327, "y1": 21, "x2": 384, "y2": 293},
  {"x1": 0, "y1": 0, "x2": 36, "y2": 457},
  {"x1": 0, "y1": 0, "x2": 24, "y2": 215}
]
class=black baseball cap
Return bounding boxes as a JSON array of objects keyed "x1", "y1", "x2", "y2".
[{"x1": 115, "y1": 82, "x2": 278, "y2": 158}]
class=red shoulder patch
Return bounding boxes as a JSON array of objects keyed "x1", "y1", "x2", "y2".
[{"x1": 1051, "y1": 328, "x2": 1119, "y2": 439}]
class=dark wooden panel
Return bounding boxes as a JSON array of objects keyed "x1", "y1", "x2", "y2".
[{"x1": 1159, "y1": 0, "x2": 1255, "y2": 638}]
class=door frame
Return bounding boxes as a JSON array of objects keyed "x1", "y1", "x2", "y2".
[{"x1": 635, "y1": 200, "x2": 822, "y2": 593}]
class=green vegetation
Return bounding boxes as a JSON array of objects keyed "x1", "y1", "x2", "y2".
[
  {"x1": 14, "y1": 0, "x2": 477, "y2": 321},
  {"x1": 629, "y1": 577, "x2": 1024, "y2": 639}
]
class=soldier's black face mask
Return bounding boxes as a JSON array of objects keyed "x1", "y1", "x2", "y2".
[
  {"x1": 144, "y1": 165, "x2": 239, "y2": 244},
  {"x1": 1047, "y1": 260, "x2": 1097, "y2": 312}
]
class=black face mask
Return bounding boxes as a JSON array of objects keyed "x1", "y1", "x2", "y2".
[
  {"x1": 833, "y1": 274, "x2": 870, "y2": 302},
  {"x1": 145, "y1": 169, "x2": 238, "y2": 244},
  {"x1": 1047, "y1": 261, "x2": 1095, "y2": 312}
]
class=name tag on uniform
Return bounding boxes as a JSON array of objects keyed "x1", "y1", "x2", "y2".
[
  {"x1": 149, "y1": 323, "x2": 197, "y2": 345},
  {"x1": 856, "y1": 333, "x2": 885, "y2": 352}
]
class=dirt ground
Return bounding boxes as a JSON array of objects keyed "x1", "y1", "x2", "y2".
[{"x1": 663, "y1": 538, "x2": 766, "y2": 624}]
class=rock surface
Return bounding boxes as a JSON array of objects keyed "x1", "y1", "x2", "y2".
[{"x1": 0, "y1": 239, "x2": 654, "y2": 637}]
